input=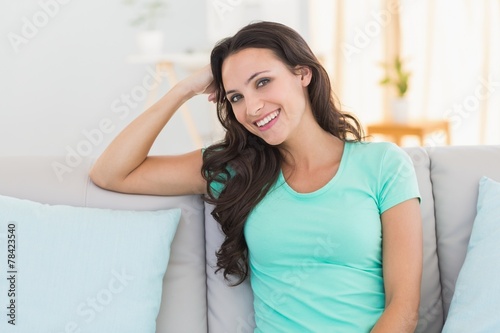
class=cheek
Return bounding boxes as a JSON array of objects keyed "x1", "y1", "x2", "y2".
[{"x1": 231, "y1": 105, "x2": 246, "y2": 124}]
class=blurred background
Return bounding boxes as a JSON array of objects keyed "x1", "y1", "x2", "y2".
[{"x1": 1, "y1": 0, "x2": 499, "y2": 159}]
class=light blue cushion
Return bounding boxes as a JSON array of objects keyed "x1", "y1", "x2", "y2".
[
  {"x1": 0, "y1": 195, "x2": 180, "y2": 333},
  {"x1": 442, "y1": 176, "x2": 500, "y2": 333}
]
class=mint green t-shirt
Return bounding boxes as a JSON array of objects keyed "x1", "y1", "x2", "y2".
[{"x1": 242, "y1": 141, "x2": 420, "y2": 332}]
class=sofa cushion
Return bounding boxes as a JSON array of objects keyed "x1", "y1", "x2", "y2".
[
  {"x1": 0, "y1": 194, "x2": 180, "y2": 333},
  {"x1": 205, "y1": 203, "x2": 255, "y2": 333},
  {"x1": 428, "y1": 145, "x2": 500, "y2": 319},
  {"x1": 442, "y1": 176, "x2": 500, "y2": 332},
  {"x1": 404, "y1": 147, "x2": 443, "y2": 333}
]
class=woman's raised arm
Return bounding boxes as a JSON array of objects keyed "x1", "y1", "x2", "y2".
[{"x1": 89, "y1": 65, "x2": 215, "y2": 196}]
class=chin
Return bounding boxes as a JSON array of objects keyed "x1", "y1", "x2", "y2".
[{"x1": 260, "y1": 136, "x2": 285, "y2": 147}]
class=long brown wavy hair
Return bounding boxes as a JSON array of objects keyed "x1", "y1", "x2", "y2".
[{"x1": 202, "y1": 21, "x2": 364, "y2": 285}]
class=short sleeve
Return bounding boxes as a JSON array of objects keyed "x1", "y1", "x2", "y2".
[
  {"x1": 377, "y1": 143, "x2": 421, "y2": 213},
  {"x1": 209, "y1": 178, "x2": 225, "y2": 198},
  {"x1": 201, "y1": 148, "x2": 233, "y2": 199}
]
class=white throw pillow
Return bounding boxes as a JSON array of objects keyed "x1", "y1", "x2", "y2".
[
  {"x1": 442, "y1": 176, "x2": 500, "y2": 332},
  {"x1": 0, "y1": 195, "x2": 180, "y2": 333}
]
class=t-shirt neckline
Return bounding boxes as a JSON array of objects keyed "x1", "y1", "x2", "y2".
[{"x1": 278, "y1": 141, "x2": 351, "y2": 197}]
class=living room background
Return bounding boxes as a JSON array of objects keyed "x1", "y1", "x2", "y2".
[{"x1": 1, "y1": 0, "x2": 498, "y2": 158}]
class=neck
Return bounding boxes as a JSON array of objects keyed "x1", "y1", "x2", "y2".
[{"x1": 278, "y1": 114, "x2": 344, "y2": 171}]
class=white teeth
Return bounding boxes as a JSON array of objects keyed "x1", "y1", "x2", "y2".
[{"x1": 256, "y1": 111, "x2": 279, "y2": 127}]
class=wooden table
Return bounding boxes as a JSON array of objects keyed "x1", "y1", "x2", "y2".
[{"x1": 366, "y1": 120, "x2": 451, "y2": 146}]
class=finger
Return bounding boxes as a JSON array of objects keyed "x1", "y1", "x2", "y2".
[{"x1": 208, "y1": 93, "x2": 216, "y2": 103}]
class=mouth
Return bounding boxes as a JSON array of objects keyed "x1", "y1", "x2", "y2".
[{"x1": 255, "y1": 110, "x2": 280, "y2": 128}]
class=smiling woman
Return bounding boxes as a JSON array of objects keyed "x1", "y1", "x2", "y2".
[
  {"x1": 91, "y1": 21, "x2": 422, "y2": 333},
  {"x1": 221, "y1": 48, "x2": 314, "y2": 145}
]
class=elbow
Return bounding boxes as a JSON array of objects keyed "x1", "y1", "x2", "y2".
[
  {"x1": 385, "y1": 295, "x2": 420, "y2": 332},
  {"x1": 406, "y1": 309, "x2": 419, "y2": 331},
  {"x1": 401, "y1": 302, "x2": 420, "y2": 332},
  {"x1": 88, "y1": 166, "x2": 105, "y2": 189},
  {"x1": 89, "y1": 164, "x2": 113, "y2": 190},
  {"x1": 89, "y1": 163, "x2": 129, "y2": 193},
  {"x1": 408, "y1": 293, "x2": 421, "y2": 329}
]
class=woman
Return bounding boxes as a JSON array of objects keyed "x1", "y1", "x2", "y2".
[{"x1": 91, "y1": 21, "x2": 422, "y2": 332}]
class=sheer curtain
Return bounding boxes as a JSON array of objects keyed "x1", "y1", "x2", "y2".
[{"x1": 309, "y1": 0, "x2": 500, "y2": 145}]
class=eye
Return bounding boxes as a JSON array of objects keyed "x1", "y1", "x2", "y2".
[
  {"x1": 257, "y1": 78, "x2": 270, "y2": 87},
  {"x1": 229, "y1": 94, "x2": 243, "y2": 103}
]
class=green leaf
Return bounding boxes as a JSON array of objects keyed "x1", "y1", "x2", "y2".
[
  {"x1": 378, "y1": 56, "x2": 411, "y2": 96},
  {"x1": 122, "y1": 0, "x2": 168, "y2": 28},
  {"x1": 130, "y1": 16, "x2": 146, "y2": 26}
]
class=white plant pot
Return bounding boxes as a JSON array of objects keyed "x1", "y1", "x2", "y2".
[
  {"x1": 391, "y1": 98, "x2": 409, "y2": 123},
  {"x1": 136, "y1": 30, "x2": 164, "y2": 56}
]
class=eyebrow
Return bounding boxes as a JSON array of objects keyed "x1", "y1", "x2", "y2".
[{"x1": 225, "y1": 70, "x2": 270, "y2": 96}]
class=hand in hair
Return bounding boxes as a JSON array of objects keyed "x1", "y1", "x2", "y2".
[{"x1": 180, "y1": 64, "x2": 217, "y2": 103}]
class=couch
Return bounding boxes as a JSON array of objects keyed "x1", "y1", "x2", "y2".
[{"x1": 0, "y1": 145, "x2": 499, "y2": 333}]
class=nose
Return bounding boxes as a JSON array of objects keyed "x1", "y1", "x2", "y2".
[{"x1": 245, "y1": 94, "x2": 264, "y2": 117}]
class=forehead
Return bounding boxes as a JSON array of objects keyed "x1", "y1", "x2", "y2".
[{"x1": 221, "y1": 48, "x2": 285, "y2": 85}]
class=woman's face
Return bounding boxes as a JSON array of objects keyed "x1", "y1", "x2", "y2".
[{"x1": 221, "y1": 48, "x2": 312, "y2": 146}]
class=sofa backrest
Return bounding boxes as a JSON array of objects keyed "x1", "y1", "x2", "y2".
[{"x1": 0, "y1": 156, "x2": 208, "y2": 333}]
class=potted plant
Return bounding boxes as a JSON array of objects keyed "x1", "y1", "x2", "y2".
[
  {"x1": 380, "y1": 56, "x2": 411, "y2": 123},
  {"x1": 122, "y1": 0, "x2": 168, "y2": 55}
]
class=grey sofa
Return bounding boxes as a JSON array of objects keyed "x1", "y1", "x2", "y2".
[{"x1": 1, "y1": 145, "x2": 499, "y2": 333}]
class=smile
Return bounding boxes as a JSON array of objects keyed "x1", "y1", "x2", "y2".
[{"x1": 255, "y1": 110, "x2": 280, "y2": 128}]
